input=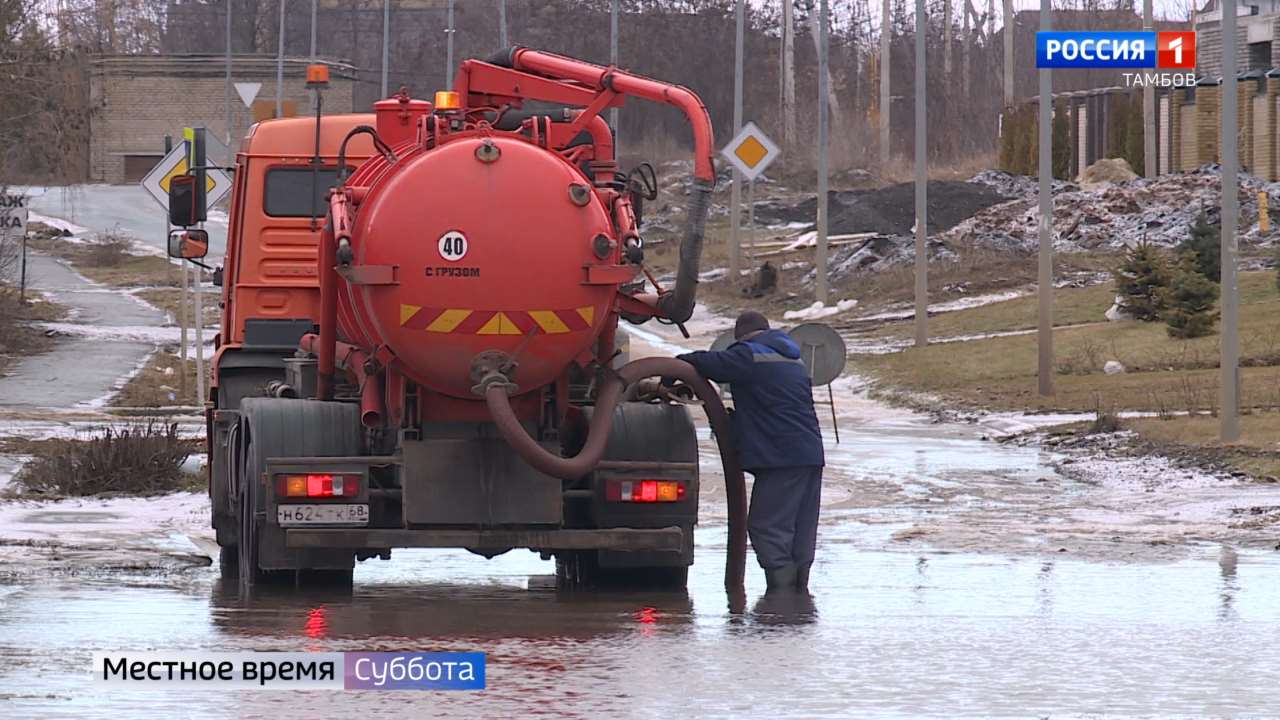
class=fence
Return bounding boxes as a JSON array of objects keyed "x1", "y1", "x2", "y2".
[{"x1": 999, "y1": 70, "x2": 1280, "y2": 182}]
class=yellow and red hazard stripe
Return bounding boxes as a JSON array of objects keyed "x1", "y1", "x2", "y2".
[{"x1": 399, "y1": 304, "x2": 596, "y2": 335}]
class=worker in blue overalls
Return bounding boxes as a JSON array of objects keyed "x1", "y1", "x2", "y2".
[{"x1": 674, "y1": 311, "x2": 825, "y2": 593}]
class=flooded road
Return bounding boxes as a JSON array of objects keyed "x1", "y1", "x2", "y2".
[
  {"x1": 3, "y1": 544, "x2": 1279, "y2": 717},
  {"x1": 2, "y1": 309, "x2": 1280, "y2": 716}
]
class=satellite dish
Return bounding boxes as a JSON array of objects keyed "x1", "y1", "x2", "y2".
[
  {"x1": 709, "y1": 329, "x2": 736, "y2": 353},
  {"x1": 787, "y1": 323, "x2": 847, "y2": 386}
]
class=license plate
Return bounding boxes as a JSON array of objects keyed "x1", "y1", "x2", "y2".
[{"x1": 277, "y1": 503, "x2": 369, "y2": 527}]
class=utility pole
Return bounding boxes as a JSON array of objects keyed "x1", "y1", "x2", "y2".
[
  {"x1": 276, "y1": 0, "x2": 284, "y2": 117},
  {"x1": 1037, "y1": 0, "x2": 1053, "y2": 395},
  {"x1": 381, "y1": 0, "x2": 390, "y2": 97},
  {"x1": 913, "y1": 0, "x2": 926, "y2": 345},
  {"x1": 310, "y1": 0, "x2": 317, "y2": 59},
  {"x1": 1002, "y1": 0, "x2": 1013, "y2": 106},
  {"x1": 611, "y1": 0, "x2": 619, "y2": 154},
  {"x1": 499, "y1": 0, "x2": 508, "y2": 47},
  {"x1": 729, "y1": 0, "x2": 744, "y2": 286},
  {"x1": 782, "y1": 0, "x2": 796, "y2": 148},
  {"x1": 817, "y1": 0, "x2": 830, "y2": 304},
  {"x1": 880, "y1": 0, "x2": 891, "y2": 173},
  {"x1": 1142, "y1": 0, "x2": 1155, "y2": 177},
  {"x1": 944, "y1": 0, "x2": 952, "y2": 75},
  {"x1": 446, "y1": 0, "x2": 455, "y2": 89},
  {"x1": 224, "y1": 0, "x2": 232, "y2": 145},
  {"x1": 1221, "y1": 0, "x2": 1241, "y2": 441}
]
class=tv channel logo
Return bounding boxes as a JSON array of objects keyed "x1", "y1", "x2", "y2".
[{"x1": 1036, "y1": 31, "x2": 1195, "y2": 69}]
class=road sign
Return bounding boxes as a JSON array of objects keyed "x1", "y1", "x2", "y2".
[
  {"x1": 721, "y1": 121, "x2": 780, "y2": 180},
  {"x1": 0, "y1": 194, "x2": 28, "y2": 236},
  {"x1": 140, "y1": 142, "x2": 232, "y2": 211},
  {"x1": 235, "y1": 82, "x2": 262, "y2": 107}
]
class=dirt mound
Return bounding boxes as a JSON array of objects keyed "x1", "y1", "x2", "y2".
[
  {"x1": 754, "y1": 180, "x2": 1009, "y2": 235},
  {"x1": 1077, "y1": 158, "x2": 1138, "y2": 188}
]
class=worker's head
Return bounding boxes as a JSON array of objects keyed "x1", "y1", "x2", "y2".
[{"x1": 734, "y1": 310, "x2": 770, "y2": 341}]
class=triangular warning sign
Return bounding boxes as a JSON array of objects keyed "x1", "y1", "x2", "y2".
[{"x1": 234, "y1": 82, "x2": 262, "y2": 107}]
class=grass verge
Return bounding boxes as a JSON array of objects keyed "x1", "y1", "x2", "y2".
[{"x1": 111, "y1": 350, "x2": 202, "y2": 408}]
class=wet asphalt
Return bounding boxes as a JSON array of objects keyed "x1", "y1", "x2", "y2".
[{"x1": 0, "y1": 254, "x2": 163, "y2": 410}]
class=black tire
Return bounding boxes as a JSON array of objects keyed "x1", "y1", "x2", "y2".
[
  {"x1": 213, "y1": 370, "x2": 282, "y2": 553},
  {"x1": 218, "y1": 545, "x2": 238, "y2": 579},
  {"x1": 555, "y1": 551, "x2": 689, "y2": 590},
  {"x1": 237, "y1": 398, "x2": 362, "y2": 591}
]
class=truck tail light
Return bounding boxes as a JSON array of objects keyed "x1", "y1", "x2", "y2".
[
  {"x1": 275, "y1": 473, "x2": 361, "y2": 498},
  {"x1": 605, "y1": 479, "x2": 686, "y2": 503}
]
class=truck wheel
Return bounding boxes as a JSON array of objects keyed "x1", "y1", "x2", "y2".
[
  {"x1": 555, "y1": 551, "x2": 688, "y2": 590},
  {"x1": 213, "y1": 370, "x2": 282, "y2": 560},
  {"x1": 237, "y1": 398, "x2": 362, "y2": 591}
]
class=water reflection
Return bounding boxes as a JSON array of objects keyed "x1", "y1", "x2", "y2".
[
  {"x1": 209, "y1": 577, "x2": 696, "y2": 644},
  {"x1": 751, "y1": 591, "x2": 818, "y2": 626}
]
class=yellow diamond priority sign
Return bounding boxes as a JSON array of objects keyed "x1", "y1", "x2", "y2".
[
  {"x1": 140, "y1": 142, "x2": 232, "y2": 211},
  {"x1": 721, "y1": 121, "x2": 780, "y2": 181}
]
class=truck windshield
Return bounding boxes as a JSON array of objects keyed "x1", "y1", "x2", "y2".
[{"x1": 263, "y1": 167, "x2": 349, "y2": 217}]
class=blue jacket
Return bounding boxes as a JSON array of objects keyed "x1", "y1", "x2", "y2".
[{"x1": 678, "y1": 329, "x2": 825, "y2": 470}]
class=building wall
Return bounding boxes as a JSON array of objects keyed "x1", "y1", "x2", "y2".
[{"x1": 89, "y1": 55, "x2": 356, "y2": 184}]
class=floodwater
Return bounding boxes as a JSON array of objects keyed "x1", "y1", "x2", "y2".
[
  {"x1": 2, "y1": 542, "x2": 1279, "y2": 717},
  {"x1": 2, "y1": 309, "x2": 1280, "y2": 716}
]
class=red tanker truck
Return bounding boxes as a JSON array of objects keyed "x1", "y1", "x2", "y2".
[{"x1": 167, "y1": 49, "x2": 746, "y2": 591}]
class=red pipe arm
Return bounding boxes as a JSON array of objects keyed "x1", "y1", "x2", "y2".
[{"x1": 508, "y1": 48, "x2": 715, "y2": 183}]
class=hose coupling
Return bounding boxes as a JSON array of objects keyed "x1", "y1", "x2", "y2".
[{"x1": 470, "y1": 350, "x2": 517, "y2": 396}]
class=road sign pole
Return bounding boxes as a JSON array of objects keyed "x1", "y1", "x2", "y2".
[
  {"x1": 225, "y1": 0, "x2": 232, "y2": 146},
  {"x1": 730, "y1": 0, "x2": 744, "y2": 286},
  {"x1": 913, "y1": 0, "x2": 926, "y2": 345},
  {"x1": 1038, "y1": 0, "x2": 1053, "y2": 394},
  {"x1": 747, "y1": 179, "x2": 755, "y2": 259},
  {"x1": 276, "y1": 0, "x2": 285, "y2": 117},
  {"x1": 817, "y1": 0, "x2": 829, "y2": 305},
  {"x1": 500, "y1": 0, "x2": 508, "y2": 47},
  {"x1": 19, "y1": 230, "x2": 26, "y2": 303},
  {"x1": 611, "y1": 0, "x2": 619, "y2": 155},
  {"x1": 1221, "y1": 0, "x2": 1240, "y2": 441},
  {"x1": 381, "y1": 0, "x2": 390, "y2": 98}
]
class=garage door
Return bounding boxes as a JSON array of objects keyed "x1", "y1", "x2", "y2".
[{"x1": 123, "y1": 154, "x2": 163, "y2": 183}]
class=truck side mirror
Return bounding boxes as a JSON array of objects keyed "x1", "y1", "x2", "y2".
[
  {"x1": 168, "y1": 228, "x2": 209, "y2": 260},
  {"x1": 168, "y1": 174, "x2": 198, "y2": 227}
]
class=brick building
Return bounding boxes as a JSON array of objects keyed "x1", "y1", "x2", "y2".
[
  {"x1": 1194, "y1": 0, "x2": 1280, "y2": 77},
  {"x1": 89, "y1": 54, "x2": 357, "y2": 184}
]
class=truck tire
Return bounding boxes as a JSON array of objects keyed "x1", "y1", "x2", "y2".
[
  {"x1": 558, "y1": 401, "x2": 698, "y2": 591},
  {"x1": 237, "y1": 397, "x2": 362, "y2": 590},
  {"x1": 213, "y1": 369, "x2": 283, "y2": 559},
  {"x1": 555, "y1": 551, "x2": 688, "y2": 589}
]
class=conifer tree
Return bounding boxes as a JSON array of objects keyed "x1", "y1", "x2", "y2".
[
  {"x1": 1179, "y1": 212, "x2": 1221, "y2": 282},
  {"x1": 1112, "y1": 240, "x2": 1170, "y2": 321},
  {"x1": 1163, "y1": 255, "x2": 1220, "y2": 339}
]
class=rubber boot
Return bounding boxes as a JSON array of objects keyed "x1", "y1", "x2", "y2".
[
  {"x1": 764, "y1": 563, "x2": 798, "y2": 593},
  {"x1": 794, "y1": 562, "x2": 812, "y2": 592}
]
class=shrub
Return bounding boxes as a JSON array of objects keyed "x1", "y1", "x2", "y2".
[
  {"x1": 85, "y1": 232, "x2": 132, "y2": 267},
  {"x1": 1179, "y1": 212, "x2": 1221, "y2": 282},
  {"x1": 11, "y1": 420, "x2": 196, "y2": 497},
  {"x1": 1112, "y1": 240, "x2": 1170, "y2": 321},
  {"x1": 1162, "y1": 255, "x2": 1220, "y2": 339}
]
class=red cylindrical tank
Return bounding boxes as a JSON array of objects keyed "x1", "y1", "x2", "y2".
[{"x1": 339, "y1": 134, "x2": 618, "y2": 399}]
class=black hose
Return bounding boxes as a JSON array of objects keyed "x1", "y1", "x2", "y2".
[
  {"x1": 656, "y1": 178, "x2": 713, "y2": 324},
  {"x1": 484, "y1": 356, "x2": 747, "y2": 591},
  {"x1": 336, "y1": 125, "x2": 397, "y2": 184}
]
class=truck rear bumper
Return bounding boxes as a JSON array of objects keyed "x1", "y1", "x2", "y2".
[{"x1": 284, "y1": 526, "x2": 685, "y2": 552}]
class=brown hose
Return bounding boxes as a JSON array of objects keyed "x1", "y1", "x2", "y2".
[{"x1": 484, "y1": 356, "x2": 747, "y2": 591}]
